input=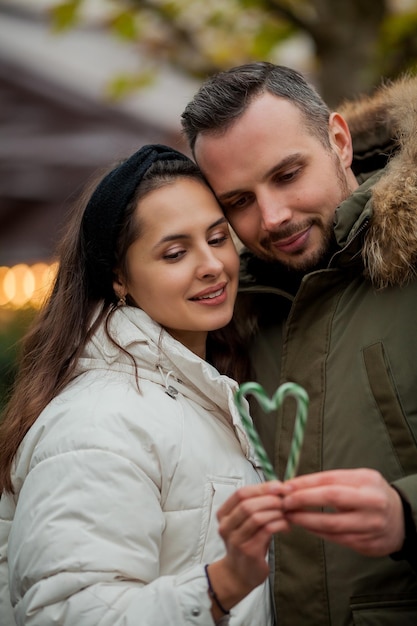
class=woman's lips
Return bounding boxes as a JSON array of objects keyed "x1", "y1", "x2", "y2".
[{"x1": 190, "y1": 283, "x2": 227, "y2": 305}]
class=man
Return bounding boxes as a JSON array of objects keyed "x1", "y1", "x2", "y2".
[{"x1": 181, "y1": 62, "x2": 417, "y2": 625}]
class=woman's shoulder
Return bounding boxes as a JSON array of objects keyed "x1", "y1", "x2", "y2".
[{"x1": 13, "y1": 369, "x2": 184, "y2": 481}]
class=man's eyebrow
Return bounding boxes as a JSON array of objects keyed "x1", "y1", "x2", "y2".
[
  {"x1": 217, "y1": 153, "x2": 303, "y2": 203},
  {"x1": 154, "y1": 217, "x2": 227, "y2": 248}
]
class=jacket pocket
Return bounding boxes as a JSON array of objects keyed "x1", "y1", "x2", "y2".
[
  {"x1": 197, "y1": 476, "x2": 243, "y2": 562},
  {"x1": 351, "y1": 594, "x2": 417, "y2": 625},
  {"x1": 363, "y1": 342, "x2": 417, "y2": 474}
]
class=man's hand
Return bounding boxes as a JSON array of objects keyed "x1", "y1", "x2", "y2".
[{"x1": 280, "y1": 468, "x2": 405, "y2": 556}]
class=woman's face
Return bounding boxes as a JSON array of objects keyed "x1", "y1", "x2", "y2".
[{"x1": 114, "y1": 177, "x2": 239, "y2": 358}]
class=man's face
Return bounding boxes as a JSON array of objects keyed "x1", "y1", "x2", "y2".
[{"x1": 194, "y1": 93, "x2": 358, "y2": 271}]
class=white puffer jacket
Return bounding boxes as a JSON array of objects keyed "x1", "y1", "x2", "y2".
[{"x1": 0, "y1": 306, "x2": 272, "y2": 626}]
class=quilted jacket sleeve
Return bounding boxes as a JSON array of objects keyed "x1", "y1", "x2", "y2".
[
  {"x1": 9, "y1": 444, "x2": 217, "y2": 626},
  {"x1": 5, "y1": 394, "x2": 217, "y2": 626}
]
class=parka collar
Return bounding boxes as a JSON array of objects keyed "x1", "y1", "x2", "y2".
[
  {"x1": 75, "y1": 306, "x2": 253, "y2": 457},
  {"x1": 339, "y1": 75, "x2": 417, "y2": 289}
]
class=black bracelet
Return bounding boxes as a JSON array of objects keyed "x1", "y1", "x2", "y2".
[{"x1": 204, "y1": 564, "x2": 230, "y2": 616}]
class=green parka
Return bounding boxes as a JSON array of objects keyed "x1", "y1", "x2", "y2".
[{"x1": 236, "y1": 76, "x2": 417, "y2": 625}]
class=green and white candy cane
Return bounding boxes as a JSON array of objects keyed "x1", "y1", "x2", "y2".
[{"x1": 234, "y1": 381, "x2": 309, "y2": 482}]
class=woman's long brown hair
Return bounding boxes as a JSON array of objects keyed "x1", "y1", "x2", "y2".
[
  {"x1": 0, "y1": 176, "x2": 115, "y2": 493},
  {"x1": 0, "y1": 160, "x2": 250, "y2": 493}
]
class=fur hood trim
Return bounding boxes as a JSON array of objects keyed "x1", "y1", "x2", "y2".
[{"x1": 339, "y1": 75, "x2": 417, "y2": 289}]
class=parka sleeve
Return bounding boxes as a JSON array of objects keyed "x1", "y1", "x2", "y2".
[{"x1": 390, "y1": 477, "x2": 417, "y2": 573}]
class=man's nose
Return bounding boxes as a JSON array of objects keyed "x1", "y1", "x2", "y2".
[{"x1": 258, "y1": 192, "x2": 292, "y2": 231}]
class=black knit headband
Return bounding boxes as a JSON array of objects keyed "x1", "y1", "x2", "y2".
[{"x1": 82, "y1": 143, "x2": 192, "y2": 299}]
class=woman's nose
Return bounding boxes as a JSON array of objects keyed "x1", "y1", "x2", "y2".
[{"x1": 196, "y1": 248, "x2": 224, "y2": 279}]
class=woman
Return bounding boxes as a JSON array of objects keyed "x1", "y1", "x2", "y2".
[{"x1": 0, "y1": 145, "x2": 285, "y2": 625}]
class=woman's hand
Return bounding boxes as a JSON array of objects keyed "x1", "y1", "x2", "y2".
[
  {"x1": 208, "y1": 481, "x2": 289, "y2": 619},
  {"x1": 280, "y1": 468, "x2": 405, "y2": 557}
]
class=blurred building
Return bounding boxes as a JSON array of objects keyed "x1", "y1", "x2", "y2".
[{"x1": 0, "y1": 1, "x2": 197, "y2": 308}]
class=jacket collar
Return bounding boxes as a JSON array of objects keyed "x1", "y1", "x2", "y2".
[
  {"x1": 339, "y1": 75, "x2": 417, "y2": 288},
  {"x1": 75, "y1": 306, "x2": 253, "y2": 456}
]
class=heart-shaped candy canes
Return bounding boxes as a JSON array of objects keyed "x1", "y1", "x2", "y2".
[{"x1": 234, "y1": 381, "x2": 309, "y2": 481}]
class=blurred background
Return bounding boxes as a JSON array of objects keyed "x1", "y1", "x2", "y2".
[{"x1": 1, "y1": 0, "x2": 417, "y2": 412}]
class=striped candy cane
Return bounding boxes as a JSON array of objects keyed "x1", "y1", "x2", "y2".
[{"x1": 234, "y1": 381, "x2": 309, "y2": 481}]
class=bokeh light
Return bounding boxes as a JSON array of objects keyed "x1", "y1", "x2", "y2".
[{"x1": 0, "y1": 262, "x2": 58, "y2": 310}]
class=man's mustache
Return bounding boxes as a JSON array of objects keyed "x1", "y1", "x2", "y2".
[{"x1": 261, "y1": 219, "x2": 315, "y2": 247}]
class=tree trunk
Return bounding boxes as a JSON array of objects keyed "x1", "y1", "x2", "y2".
[{"x1": 309, "y1": 0, "x2": 388, "y2": 106}]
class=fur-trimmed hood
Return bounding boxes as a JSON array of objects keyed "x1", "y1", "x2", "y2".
[{"x1": 339, "y1": 75, "x2": 417, "y2": 288}]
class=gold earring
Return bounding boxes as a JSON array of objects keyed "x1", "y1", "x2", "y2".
[{"x1": 117, "y1": 295, "x2": 126, "y2": 307}]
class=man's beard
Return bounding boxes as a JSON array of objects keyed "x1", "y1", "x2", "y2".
[{"x1": 258, "y1": 217, "x2": 336, "y2": 272}]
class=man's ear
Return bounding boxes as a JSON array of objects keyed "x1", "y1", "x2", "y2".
[{"x1": 328, "y1": 112, "x2": 353, "y2": 168}]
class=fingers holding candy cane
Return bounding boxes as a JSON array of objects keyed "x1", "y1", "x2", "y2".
[
  {"x1": 218, "y1": 482, "x2": 290, "y2": 544},
  {"x1": 280, "y1": 468, "x2": 405, "y2": 556},
  {"x1": 234, "y1": 382, "x2": 406, "y2": 560},
  {"x1": 210, "y1": 482, "x2": 290, "y2": 601},
  {"x1": 202, "y1": 482, "x2": 290, "y2": 622}
]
